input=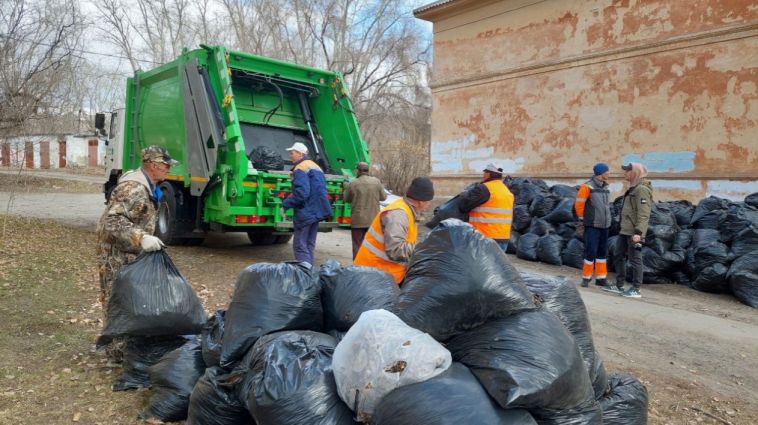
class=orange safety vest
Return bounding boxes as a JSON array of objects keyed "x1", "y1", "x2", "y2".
[
  {"x1": 468, "y1": 180, "x2": 514, "y2": 240},
  {"x1": 354, "y1": 198, "x2": 418, "y2": 284}
]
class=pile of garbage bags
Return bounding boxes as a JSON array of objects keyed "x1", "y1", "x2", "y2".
[
  {"x1": 486, "y1": 177, "x2": 758, "y2": 308},
  {"x1": 101, "y1": 223, "x2": 649, "y2": 423}
]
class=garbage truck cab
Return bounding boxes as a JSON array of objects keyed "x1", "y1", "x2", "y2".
[{"x1": 98, "y1": 45, "x2": 368, "y2": 246}]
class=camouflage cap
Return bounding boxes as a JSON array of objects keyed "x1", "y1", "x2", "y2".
[{"x1": 141, "y1": 145, "x2": 179, "y2": 165}]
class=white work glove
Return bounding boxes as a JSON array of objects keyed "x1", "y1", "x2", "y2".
[
  {"x1": 140, "y1": 234, "x2": 165, "y2": 252},
  {"x1": 280, "y1": 207, "x2": 288, "y2": 222}
]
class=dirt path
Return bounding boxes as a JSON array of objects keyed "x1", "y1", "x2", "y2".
[{"x1": 2, "y1": 188, "x2": 757, "y2": 424}]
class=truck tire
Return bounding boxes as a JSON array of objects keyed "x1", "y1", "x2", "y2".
[
  {"x1": 274, "y1": 234, "x2": 292, "y2": 244},
  {"x1": 155, "y1": 182, "x2": 184, "y2": 245},
  {"x1": 247, "y1": 231, "x2": 278, "y2": 246}
]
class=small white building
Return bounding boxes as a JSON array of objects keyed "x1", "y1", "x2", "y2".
[{"x1": 0, "y1": 134, "x2": 105, "y2": 169}]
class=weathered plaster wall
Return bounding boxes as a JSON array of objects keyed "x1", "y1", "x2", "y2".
[{"x1": 424, "y1": 0, "x2": 758, "y2": 201}]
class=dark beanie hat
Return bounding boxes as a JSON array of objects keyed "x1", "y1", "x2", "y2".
[
  {"x1": 593, "y1": 162, "x2": 609, "y2": 176},
  {"x1": 406, "y1": 177, "x2": 434, "y2": 201}
]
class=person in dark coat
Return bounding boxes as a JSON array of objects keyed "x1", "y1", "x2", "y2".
[
  {"x1": 282, "y1": 142, "x2": 332, "y2": 267},
  {"x1": 344, "y1": 162, "x2": 386, "y2": 259}
]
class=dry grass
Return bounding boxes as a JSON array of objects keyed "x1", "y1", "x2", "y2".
[{"x1": 0, "y1": 173, "x2": 101, "y2": 194}]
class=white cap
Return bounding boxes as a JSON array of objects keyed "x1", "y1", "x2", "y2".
[{"x1": 285, "y1": 142, "x2": 309, "y2": 154}]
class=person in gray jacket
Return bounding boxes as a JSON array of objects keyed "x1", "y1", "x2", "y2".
[
  {"x1": 575, "y1": 163, "x2": 612, "y2": 287},
  {"x1": 344, "y1": 162, "x2": 387, "y2": 259},
  {"x1": 602, "y1": 162, "x2": 653, "y2": 298}
]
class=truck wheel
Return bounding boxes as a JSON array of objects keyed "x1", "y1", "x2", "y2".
[
  {"x1": 247, "y1": 231, "x2": 278, "y2": 246},
  {"x1": 274, "y1": 234, "x2": 292, "y2": 244},
  {"x1": 155, "y1": 183, "x2": 183, "y2": 245}
]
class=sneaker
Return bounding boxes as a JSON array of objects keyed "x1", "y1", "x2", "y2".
[
  {"x1": 622, "y1": 287, "x2": 642, "y2": 298},
  {"x1": 601, "y1": 284, "x2": 623, "y2": 294},
  {"x1": 581, "y1": 278, "x2": 590, "y2": 288}
]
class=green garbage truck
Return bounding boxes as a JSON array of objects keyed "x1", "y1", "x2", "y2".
[{"x1": 97, "y1": 45, "x2": 369, "y2": 245}]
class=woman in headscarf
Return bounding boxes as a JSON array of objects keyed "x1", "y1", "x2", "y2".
[{"x1": 601, "y1": 162, "x2": 652, "y2": 298}]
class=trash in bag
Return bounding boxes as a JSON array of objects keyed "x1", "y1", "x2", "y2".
[
  {"x1": 690, "y1": 263, "x2": 730, "y2": 293},
  {"x1": 562, "y1": 238, "x2": 585, "y2": 269},
  {"x1": 692, "y1": 241, "x2": 732, "y2": 271},
  {"x1": 372, "y1": 363, "x2": 537, "y2": 425},
  {"x1": 528, "y1": 218, "x2": 554, "y2": 236},
  {"x1": 530, "y1": 194, "x2": 560, "y2": 217},
  {"x1": 668, "y1": 200, "x2": 695, "y2": 227},
  {"x1": 719, "y1": 207, "x2": 758, "y2": 243},
  {"x1": 544, "y1": 198, "x2": 575, "y2": 224},
  {"x1": 249, "y1": 145, "x2": 284, "y2": 170},
  {"x1": 520, "y1": 273, "x2": 607, "y2": 399},
  {"x1": 506, "y1": 230, "x2": 520, "y2": 255},
  {"x1": 220, "y1": 262, "x2": 323, "y2": 367},
  {"x1": 201, "y1": 310, "x2": 225, "y2": 368},
  {"x1": 727, "y1": 251, "x2": 758, "y2": 308},
  {"x1": 506, "y1": 178, "x2": 547, "y2": 206},
  {"x1": 645, "y1": 225, "x2": 677, "y2": 255},
  {"x1": 513, "y1": 204, "x2": 532, "y2": 232},
  {"x1": 746, "y1": 192, "x2": 758, "y2": 208},
  {"x1": 649, "y1": 203, "x2": 677, "y2": 227},
  {"x1": 98, "y1": 251, "x2": 207, "y2": 346},
  {"x1": 642, "y1": 247, "x2": 675, "y2": 281},
  {"x1": 607, "y1": 235, "x2": 625, "y2": 274},
  {"x1": 731, "y1": 226, "x2": 758, "y2": 258},
  {"x1": 517, "y1": 233, "x2": 540, "y2": 261},
  {"x1": 692, "y1": 209, "x2": 726, "y2": 230},
  {"x1": 554, "y1": 222, "x2": 578, "y2": 241},
  {"x1": 690, "y1": 196, "x2": 729, "y2": 225},
  {"x1": 691, "y1": 228, "x2": 720, "y2": 249},
  {"x1": 536, "y1": 234, "x2": 563, "y2": 265},
  {"x1": 236, "y1": 331, "x2": 355, "y2": 425},
  {"x1": 670, "y1": 270, "x2": 692, "y2": 286},
  {"x1": 142, "y1": 337, "x2": 206, "y2": 422},
  {"x1": 319, "y1": 260, "x2": 400, "y2": 331},
  {"x1": 600, "y1": 373, "x2": 649, "y2": 425},
  {"x1": 187, "y1": 367, "x2": 252, "y2": 425},
  {"x1": 448, "y1": 309, "x2": 592, "y2": 411},
  {"x1": 549, "y1": 184, "x2": 578, "y2": 199},
  {"x1": 530, "y1": 399, "x2": 603, "y2": 425},
  {"x1": 672, "y1": 228, "x2": 693, "y2": 250},
  {"x1": 332, "y1": 309, "x2": 452, "y2": 422},
  {"x1": 112, "y1": 335, "x2": 187, "y2": 392},
  {"x1": 426, "y1": 194, "x2": 468, "y2": 229},
  {"x1": 328, "y1": 329, "x2": 347, "y2": 342},
  {"x1": 399, "y1": 220, "x2": 536, "y2": 341}
]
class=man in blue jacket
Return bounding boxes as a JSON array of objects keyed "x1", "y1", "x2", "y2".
[{"x1": 282, "y1": 142, "x2": 332, "y2": 267}]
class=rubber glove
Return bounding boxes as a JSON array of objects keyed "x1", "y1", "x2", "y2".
[{"x1": 140, "y1": 234, "x2": 165, "y2": 252}]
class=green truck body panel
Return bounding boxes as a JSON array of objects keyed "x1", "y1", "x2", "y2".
[{"x1": 119, "y1": 46, "x2": 368, "y2": 238}]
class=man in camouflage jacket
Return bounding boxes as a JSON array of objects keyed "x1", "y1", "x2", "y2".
[{"x1": 95, "y1": 145, "x2": 178, "y2": 359}]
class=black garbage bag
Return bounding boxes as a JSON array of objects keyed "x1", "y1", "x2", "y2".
[
  {"x1": 506, "y1": 230, "x2": 521, "y2": 255},
  {"x1": 691, "y1": 228, "x2": 720, "y2": 249},
  {"x1": 693, "y1": 209, "x2": 727, "y2": 230},
  {"x1": 220, "y1": 262, "x2": 323, "y2": 367},
  {"x1": 249, "y1": 145, "x2": 284, "y2": 170},
  {"x1": 536, "y1": 234, "x2": 563, "y2": 265},
  {"x1": 98, "y1": 251, "x2": 206, "y2": 346},
  {"x1": 669, "y1": 200, "x2": 695, "y2": 227},
  {"x1": 645, "y1": 225, "x2": 677, "y2": 255},
  {"x1": 399, "y1": 219, "x2": 537, "y2": 342},
  {"x1": 727, "y1": 251, "x2": 758, "y2": 308},
  {"x1": 517, "y1": 233, "x2": 540, "y2": 261},
  {"x1": 448, "y1": 309, "x2": 592, "y2": 411},
  {"x1": 562, "y1": 238, "x2": 585, "y2": 269},
  {"x1": 746, "y1": 192, "x2": 758, "y2": 208},
  {"x1": 520, "y1": 273, "x2": 608, "y2": 399},
  {"x1": 530, "y1": 194, "x2": 560, "y2": 218},
  {"x1": 671, "y1": 270, "x2": 692, "y2": 286},
  {"x1": 142, "y1": 338, "x2": 206, "y2": 422},
  {"x1": 513, "y1": 204, "x2": 532, "y2": 232},
  {"x1": 607, "y1": 235, "x2": 624, "y2": 273},
  {"x1": 319, "y1": 260, "x2": 400, "y2": 331},
  {"x1": 372, "y1": 363, "x2": 537, "y2": 425},
  {"x1": 549, "y1": 184, "x2": 578, "y2": 199},
  {"x1": 692, "y1": 241, "x2": 732, "y2": 271},
  {"x1": 237, "y1": 331, "x2": 354, "y2": 425},
  {"x1": 426, "y1": 195, "x2": 468, "y2": 229},
  {"x1": 201, "y1": 310, "x2": 225, "y2": 368},
  {"x1": 530, "y1": 400, "x2": 603, "y2": 425},
  {"x1": 528, "y1": 218, "x2": 554, "y2": 236},
  {"x1": 554, "y1": 222, "x2": 578, "y2": 241},
  {"x1": 690, "y1": 263, "x2": 730, "y2": 293},
  {"x1": 112, "y1": 335, "x2": 187, "y2": 392},
  {"x1": 720, "y1": 207, "x2": 758, "y2": 243},
  {"x1": 731, "y1": 226, "x2": 758, "y2": 258},
  {"x1": 600, "y1": 373, "x2": 648, "y2": 425},
  {"x1": 649, "y1": 203, "x2": 677, "y2": 227},
  {"x1": 187, "y1": 367, "x2": 252, "y2": 425},
  {"x1": 691, "y1": 196, "x2": 729, "y2": 225},
  {"x1": 673, "y1": 228, "x2": 693, "y2": 250},
  {"x1": 544, "y1": 198, "x2": 575, "y2": 224}
]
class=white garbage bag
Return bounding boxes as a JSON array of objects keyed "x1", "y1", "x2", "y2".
[{"x1": 332, "y1": 309, "x2": 452, "y2": 422}]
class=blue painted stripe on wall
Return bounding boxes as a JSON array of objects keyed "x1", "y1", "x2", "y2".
[{"x1": 622, "y1": 151, "x2": 695, "y2": 173}]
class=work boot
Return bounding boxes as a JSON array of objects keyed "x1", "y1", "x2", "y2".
[
  {"x1": 581, "y1": 278, "x2": 590, "y2": 288},
  {"x1": 601, "y1": 283, "x2": 623, "y2": 294},
  {"x1": 622, "y1": 287, "x2": 642, "y2": 298},
  {"x1": 595, "y1": 278, "x2": 607, "y2": 287}
]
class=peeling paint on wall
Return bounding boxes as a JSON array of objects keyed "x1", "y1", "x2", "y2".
[
  {"x1": 622, "y1": 151, "x2": 696, "y2": 173},
  {"x1": 706, "y1": 180, "x2": 758, "y2": 201},
  {"x1": 431, "y1": 134, "x2": 526, "y2": 173}
]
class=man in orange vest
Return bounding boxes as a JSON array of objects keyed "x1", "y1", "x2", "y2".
[
  {"x1": 575, "y1": 162, "x2": 612, "y2": 287},
  {"x1": 354, "y1": 177, "x2": 435, "y2": 284},
  {"x1": 458, "y1": 163, "x2": 514, "y2": 251}
]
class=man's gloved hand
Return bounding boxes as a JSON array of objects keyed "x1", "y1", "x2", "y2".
[
  {"x1": 575, "y1": 222, "x2": 585, "y2": 239},
  {"x1": 140, "y1": 234, "x2": 165, "y2": 252},
  {"x1": 280, "y1": 207, "x2": 288, "y2": 222}
]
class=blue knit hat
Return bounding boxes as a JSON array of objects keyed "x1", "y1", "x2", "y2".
[{"x1": 593, "y1": 162, "x2": 609, "y2": 176}]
